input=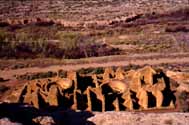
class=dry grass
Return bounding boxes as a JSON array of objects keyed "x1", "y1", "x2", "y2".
[{"x1": 0, "y1": 30, "x2": 120, "y2": 59}]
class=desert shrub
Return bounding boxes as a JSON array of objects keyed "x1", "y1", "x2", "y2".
[
  {"x1": 77, "y1": 67, "x2": 104, "y2": 75},
  {"x1": 178, "y1": 91, "x2": 189, "y2": 112},
  {"x1": 17, "y1": 71, "x2": 57, "y2": 80},
  {"x1": 56, "y1": 32, "x2": 81, "y2": 50},
  {"x1": 0, "y1": 30, "x2": 9, "y2": 42},
  {"x1": 165, "y1": 25, "x2": 189, "y2": 32},
  {"x1": 77, "y1": 68, "x2": 96, "y2": 75},
  {"x1": 0, "y1": 40, "x2": 62, "y2": 58},
  {"x1": 15, "y1": 32, "x2": 29, "y2": 42},
  {"x1": 123, "y1": 64, "x2": 141, "y2": 71},
  {"x1": 93, "y1": 67, "x2": 104, "y2": 74},
  {"x1": 13, "y1": 63, "x2": 28, "y2": 69},
  {"x1": 58, "y1": 70, "x2": 67, "y2": 78},
  {"x1": 0, "y1": 85, "x2": 9, "y2": 94},
  {"x1": 35, "y1": 18, "x2": 55, "y2": 26},
  {"x1": 0, "y1": 21, "x2": 9, "y2": 27},
  {"x1": 0, "y1": 77, "x2": 9, "y2": 82}
]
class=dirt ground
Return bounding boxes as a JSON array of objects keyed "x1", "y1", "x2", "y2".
[
  {"x1": 1, "y1": 52, "x2": 189, "y2": 80},
  {"x1": 88, "y1": 112, "x2": 189, "y2": 125}
]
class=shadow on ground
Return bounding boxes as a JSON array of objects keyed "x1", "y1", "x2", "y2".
[{"x1": 0, "y1": 103, "x2": 95, "y2": 125}]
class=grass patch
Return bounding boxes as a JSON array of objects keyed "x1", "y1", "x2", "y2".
[
  {"x1": 16, "y1": 71, "x2": 57, "y2": 80},
  {"x1": 77, "y1": 67, "x2": 104, "y2": 75},
  {"x1": 0, "y1": 31, "x2": 120, "y2": 59},
  {"x1": 0, "y1": 85, "x2": 9, "y2": 94}
]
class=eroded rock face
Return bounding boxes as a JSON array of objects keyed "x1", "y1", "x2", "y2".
[{"x1": 3, "y1": 66, "x2": 187, "y2": 112}]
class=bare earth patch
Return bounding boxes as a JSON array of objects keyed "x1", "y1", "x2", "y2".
[{"x1": 88, "y1": 112, "x2": 189, "y2": 125}]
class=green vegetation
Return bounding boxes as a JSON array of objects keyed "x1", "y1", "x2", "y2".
[
  {"x1": 16, "y1": 71, "x2": 57, "y2": 80},
  {"x1": 0, "y1": 29, "x2": 119, "y2": 59},
  {"x1": 77, "y1": 67, "x2": 104, "y2": 75},
  {"x1": 56, "y1": 32, "x2": 82, "y2": 50},
  {"x1": 0, "y1": 85, "x2": 9, "y2": 94},
  {"x1": 0, "y1": 30, "x2": 9, "y2": 42}
]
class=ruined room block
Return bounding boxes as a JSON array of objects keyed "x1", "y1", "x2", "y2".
[
  {"x1": 129, "y1": 66, "x2": 164, "y2": 93},
  {"x1": 122, "y1": 90, "x2": 133, "y2": 110},
  {"x1": 74, "y1": 90, "x2": 88, "y2": 111},
  {"x1": 102, "y1": 67, "x2": 115, "y2": 83},
  {"x1": 101, "y1": 80, "x2": 127, "y2": 111},
  {"x1": 67, "y1": 71, "x2": 78, "y2": 90},
  {"x1": 6, "y1": 66, "x2": 182, "y2": 111},
  {"x1": 92, "y1": 74, "x2": 100, "y2": 88},
  {"x1": 39, "y1": 90, "x2": 48, "y2": 104},
  {"x1": 129, "y1": 66, "x2": 157, "y2": 93},
  {"x1": 136, "y1": 87, "x2": 148, "y2": 110},
  {"x1": 71, "y1": 89, "x2": 81, "y2": 110},
  {"x1": 56, "y1": 87, "x2": 75, "y2": 109},
  {"x1": 154, "y1": 77, "x2": 166, "y2": 91},
  {"x1": 21, "y1": 81, "x2": 41, "y2": 108},
  {"x1": 77, "y1": 74, "x2": 96, "y2": 93},
  {"x1": 108, "y1": 80, "x2": 128, "y2": 94},
  {"x1": 31, "y1": 88, "x2": 40, "y2": 109},
  {"x1": 23, "y1": 85, "x2": 40, "y2": 109},
  {"x1": 47, "y1": 85, "x2": 59, "y2": 106},
  {"x1": 85, "y1": 87, "x2": 105, "y2": 112},
  {"x1": 113, "y1": 97, "x2": 120, "y2": 111},
  {"x1": 138, "y1": 66, "x2": 156, "y2": 85},
  {"x1": 129, "y1": 71, "x2": 142, "y2": 92},
  {"x1": 149, "y1": 78, "x2": 166, "y2": 108},
  {"x1": 151, "y1": 89, "x2": 163, "y2": 108},
  {"x1": 22, "y1": 85, "x2": 33, "y2": 104},
  {"x1": 115, "y1": 67, "x2": 125, "y2": 80},
  {"x1": 37, "y1": 79, "x2": 53, "y2": 93},
  {"x1": 56, "y1": 78, "x2": 73, "y2": 90}
]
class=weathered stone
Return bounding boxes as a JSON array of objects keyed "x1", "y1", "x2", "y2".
[
  {"x1": 47, "y1": 85, "x2": 59, "y2": 106},
  {"x1": 56, "y1": 78, "x2": 73, "y2": 90},
  {"x1": 129, "y1": 71, "x2": 142, "y2": 92},
  {"x1": 136, "y1": 87, "x2": 148, "y2": 109},
  {"x1": 115, "y1": 67, "x2": 125, "y2": 80},
  {"x1": 86, "y1": 87, "x2": 105, "y2": 112},
  {"x1": 112, "y1": 97, "x2": 120, "y2": 111},
  {"x1": 151, "y1": 89, "x2": 164, "y2": 108},
  {"x1": 122, "y1": 90, "x2": 133, "y2": 110},
  {"x1": 67, "y1": 71, "x2": 77, "y2": 90},
  {"x1": 102, "y1": 67, "x2": 115, "y2": 83},
  {"x1": 108, "y1": 80, "x2": 127, "y2": 93}
]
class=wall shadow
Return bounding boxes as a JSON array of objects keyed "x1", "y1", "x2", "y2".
[{"x1": 0, "y1": 103, "x2": 95, "y2": 125}]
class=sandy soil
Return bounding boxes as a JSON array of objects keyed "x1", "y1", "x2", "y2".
[
  {"x1": 1, "y1": 53, "x2": 189, "y2": 80},
  {"x1": 88, "y1": 112, "x2": 189, "y2": 125}
]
